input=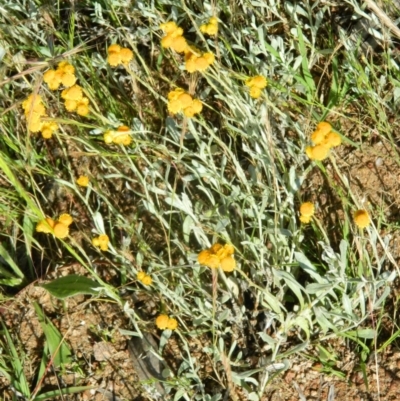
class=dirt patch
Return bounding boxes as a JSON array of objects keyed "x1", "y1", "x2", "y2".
[
  {"x1": 0, "y1": 264, "x2": 142, "y2": 401},
  {"x1": 265, "y1": 342, "x2": 400, "y2": 401}
]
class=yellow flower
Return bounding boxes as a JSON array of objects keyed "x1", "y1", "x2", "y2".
[
  {"x1": 36, "y1": 215, "x2": 72, "y2": 239},
  {"x1": 36, "y1": 217, "x2": 55, "y2": 234},
  {"x1": 108, "y1": 44, "x2": 122, "y2": 54},
  {"x1": 300, "y1": 202, "x2": 314, "y2": 217},
  {"x1": 107, "y1": 52, "x2": 121, "y2": 67},
  {"x1": 169, "y1": 35, "x2": 187, "y2": 53},
  {"x1": 137, "y1": 272, "x2": 152, "y2": 286},
  {"x1": 76, "y1": 175, "x2": 89, "y2": 187},
  {"x1": 104, "y1": 131, "x2": 114, "y2": 144},
  {"x1": 64, "y1": 99, "x2": 78, "y2": 112},
  {"x1": 167, "y1": 89, "x2": 202, "y2": 117},
  {"x1": 61, "y1": 85, "x2": 83, "y2": 101},
  {"x1": 76, "y1": 97, "x2": 90, "y2": 116},
  {"x1": 246, "y1": 75, "x2": 267, "y2": 89},
  {"x1": 249, "y1": 86, "x2": 262, "y2": 99},
  {"x1": 27, "y1": 118, "x2": 44, "y2": 133},
  {"x1": 22, "y1": 94, "x2": 46, "y2": 117},
  {"x1": 44, "y1": 62, "x2": 76, "y2": 89},
  {"x1": 354, "y1": 210, "x2": 370, "y2": 229},
  {"x1": 299, "y1": 215, "x2": 312, "y2": 224},
  {"x1": 299, "y1": 202, "x2": 314, "y2": 224},
  {"x1": 137, "y1": 272, "x2": 146, "y2": 281},
  {"x1": 200, "y1": 17, "x2": 218, "y2": 36},
  {"x1": 155, "y1": 315, "x2": 178, "y2": 330},
  {"x1": 107, "y1": 45, "x2": 134, "y2": 67},
  {"x1": 166, "y1": 318, "x2": 178, "y2": 330},
  {"x1": 58, "y1": 213, "x2": 73, "y2": 227},
  {"x1": 120, "y1": 48, "x2": 134, "y2": 64},
  {"x1": 61, "y1": 73, "x2": 77, "y2": 88},
  {"x1": 53, "y1": 222, "x2": 69, "y2": 239},
  {"x1": 160, "y1": 21, "x2": 179, "y2": 34},
  {"x1": 323, "y1": 132, "x2": 341, "y2": 148},
  {"x1": 160, "y1": 24, "x2": 186, "y2": 53},
  {"x1": 197, "y1": 243, "x2": 236, "y2": 272},
  {"x1": 185, "y1": 51, "x2": 214, "y2": 73},
  {"x1": 58, "y1": 61, "x2": 75, "y2": 75},
  {"x1": 113, "y1": 125, "x2": 131, "y2": 146},
  {"x1": 155, "y1": 314, "x2": 170, "y2": 330},
  {"x1": 183, "y1": 99, "x2": 203, "y2": 118},
  {"x1": 43, "y1": 69, "x2": 61, "y2": 90},
  {"x1": 316, "y1": 122, "x2": 332, "y2": 135},
  {"x1": 311, "y1": 129, "x2": 326, "y2": 145},
  {"x1": 40, "y1": 121, "x2": 58, "y2": 139},
  {"x1": 92, "y1": 234, "x2": 109, "y2": 251},
  {"x1": 305, "y1": 144, "x2": 330, "y2": 161}
]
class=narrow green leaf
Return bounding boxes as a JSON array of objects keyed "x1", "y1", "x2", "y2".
[
  {"x1": 0, "y1": 242, "x2": 25, "y2": 280},
  {"x1": 40, "y1": 274, "x2": 100, "y2": 299},
  {"x1": 34, "y1": 386, "x2": 93, "y2": 401},
  {"x1": 34, "y1": 303, "x2": 72, "y2": 368}
]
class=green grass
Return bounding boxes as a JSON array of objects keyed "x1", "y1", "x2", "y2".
[{"x1": 0, "y1": 0, "x2": 400, "y2": 399}]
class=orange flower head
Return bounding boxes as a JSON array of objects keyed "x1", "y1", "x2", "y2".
[
  {"x1": 306, "y1": 144, "x2": 330, "y2": 161},
  {"x1": 107, "y1": 52, "x2": 121, "y2": 67},
  {"x1": 170, "y1": 36, "x2": 187, "y2": 53},
  {"x1": 57, "y1": 61, "x2": 75, "y2": 74},
  {"x1": 53, "y1": 222, "x2": 69, "y2": 239},
  {"x1": 354, "y1": 210, "x2": 370, "y2": 229},
  {"x1": 300, "y1": 202, "x2": 315, "y2": 218},
  {"x1": 108, "y1": 44, "x2": 121, "y2": 54},
  {"x1": 160, "y1": 21, "x2": 179, "y2": 34},
  {"x1": 120, "y1": 48, "x2": 134, "y2": 64},
  {"x1": 61, "y1": 85, "x2": 83, "y2": 101},
  {"x1": 36, "y1": 218, "x2": 55, "y2": 234},
  {"x1": 40, "y1": 121, "x2": 58, "y2": 139},
  {"x1": 323, "y1": 132, "x2": 341, "y2": 148},
  {"x1": 92, "y1": 234, "x2": 109, "y2": 251},
  {"x1": 198, "y1": 243, "x2": 236, "y2": 271},
  {"x1": 311, "y1": 129, "x2": 326, "y2": 145},
  {"x1": 166, "y1": 318, "x2": 178, "y2": 330},
  {"x1": 76, "y1": 97, "x2": 90, "y2": 116},
  {"x1": 58, "y1": 213, "x2": 73, "y2": 227},
  {"x1": 316, "y1": 122, "x2": 332, "y2": 136}
]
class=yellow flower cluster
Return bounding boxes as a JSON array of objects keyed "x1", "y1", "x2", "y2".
[
  {"x1": 185, "y1": 46, "x2": 215, "y2": 73},
  {"x1": 61, "y1": 84, "x2": 89, "y2": 116},
  {"x1": 299, "y1": 202, "x2": 315, "y2": 224},
  {"x1": 104, "y1": 125, "x2": 132, "y2": 146},
  {"x1": 197, "y1": 243, "x2": 236, "y2": 272},
  {"x1": 167, "y1": 88, "x2": 203, "y2": 117},
  {"x1": 107, "y1": 44, "x2": 134, "y2": 67},
  {"x1": 43, "y1": 61, "x2": 77, "y2": 90},
  {"x1": 92, "y1": 234, "x2": 110, "y2": 251},
  {"x1": 306, "y1": 122, "x2": 342, "y2": 161},
  {"x1": 245, "y1": 75, "x2": 267, "y2": 99},
  {"x1": 353, "y1": 209, "x2": 370, "y2": 229},
  {"x1": 36, "y1": 213, "x2": 73, "y2": 239},
  {"x1": 137, "y1": 271, "x2": 152, "y2": 286},
  {"x1": 76, "y1": 175, "x2": 89, "y2": 187},
  {"x1": 200, "y1": 17, "x2": 218, "y2": 36},
  {"x1": 22, "y1": 94, "x2": 59, "y2": 139},
  {"x1": 155, "y1": 314, "x2": 178, "y2": 330},
  {"x1": 160, "y1": 21, "x2": 188, "y2": 53}
]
